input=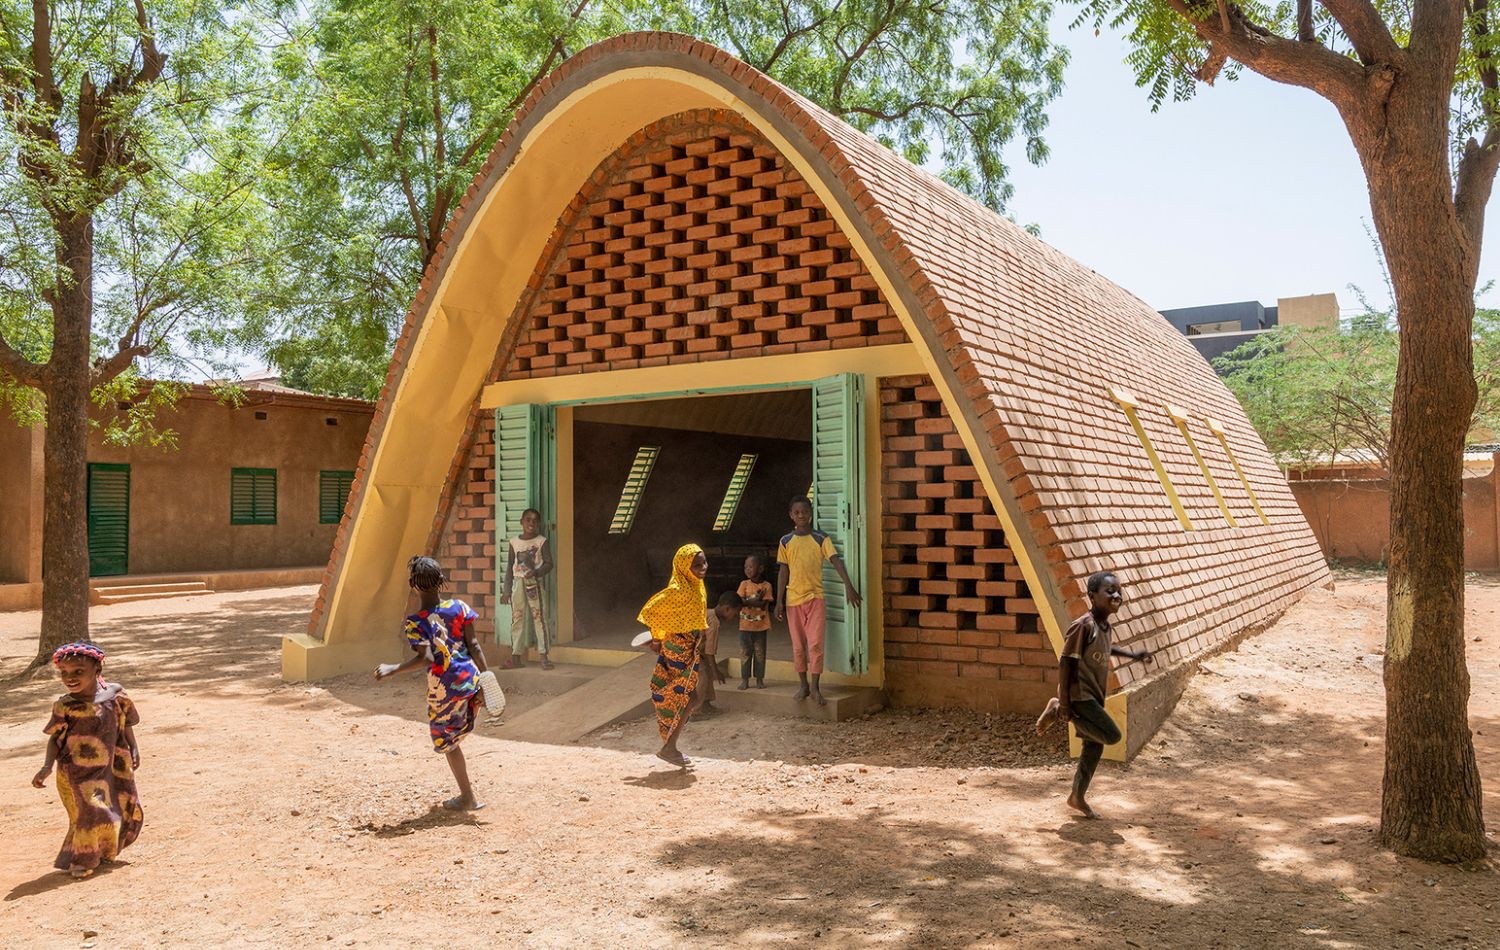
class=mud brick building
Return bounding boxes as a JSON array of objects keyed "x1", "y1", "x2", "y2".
[{"x1": 286, "y1": 33, "x2": 1329, "y2": 757}]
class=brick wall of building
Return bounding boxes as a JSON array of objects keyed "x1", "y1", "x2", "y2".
[
  {"x1": 431, "y1": 109, "x2": 913, "y2": 641},
  {"x1": 434, "y1": 415, "x2": 498, "y2": 637},
  {"x1": 495, "y1": 109, "x2": 906, "y2": 382},
  {"x1": 880, "y1": 375, "x2": 1059, "y2": 711}
]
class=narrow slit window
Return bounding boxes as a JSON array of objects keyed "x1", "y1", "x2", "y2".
[
  {"x1": 230, "y1": 467, "x2": 277, "y2": 525},
  {"x1": 319, "y1": 470, "x2": 356, "y2": 524},
  {"x1": 1110, "y1": 387, "x2": 1192, "y2": 531},
  {"x1": 1166, "y1": 406, "x2": 1237, "y2": 528},
  {"x1": 1206, "y1": 418, "x2": 1270, "y2": 526},
  {"x1": 609, "y1": 446, "x2": 659, "y2": 535},
  {"x1": 713, "y1": 454, "x2": 758, "y2": 532}
]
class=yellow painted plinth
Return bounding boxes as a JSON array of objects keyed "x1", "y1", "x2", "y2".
[{"x1": 282, "y1": 634, "x2": 395, "y2": 682}]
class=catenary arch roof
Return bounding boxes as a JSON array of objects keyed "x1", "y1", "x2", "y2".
[{"x1": 302, "y1": 32, "x2": 1328, "y2": 687}]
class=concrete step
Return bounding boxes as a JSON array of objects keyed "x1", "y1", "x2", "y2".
[
  {"x1": 95, "y1": 588, "x2": 214, "y2": 606},
  {"x1": 95, "y1": 581, "x2": 209, "y2": 597},
  {"x1": 489, "y1": 662, "x2": 597, "y2": 698},
  {"x1": 702, "y1": 681, "x2": 886, "y2": 722},
  {"x1": 496, "y1": 653, "x2": 656, "y2": 744}
]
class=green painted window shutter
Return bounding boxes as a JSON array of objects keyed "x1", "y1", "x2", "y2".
[
  {"x1": 813, "y1": 373, "x2": 866, "y2": 675},
  {"x1": 230, "y1": 468, "x2": 277, "y2": 525},
  {"x1": 494, "y1": 404, "x2": 553, "y2": 646},
  {"x1": 319, "y1": 470, "x2": 356, "y2": 524},
  {"x1": 87, "y1": 463, "x2": 130, "y2": 577}
]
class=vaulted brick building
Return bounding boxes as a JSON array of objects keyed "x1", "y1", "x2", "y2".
[{"x1": 285, "y1": 33, "x2": 1329, "y2": 757}]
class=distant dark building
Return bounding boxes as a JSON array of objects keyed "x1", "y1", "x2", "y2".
[{"x1": 1160, "y1": 293, "x2": 1339, "y2": 368}]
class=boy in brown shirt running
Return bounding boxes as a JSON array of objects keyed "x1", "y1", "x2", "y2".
[{"x1": 1035, "y1": 570, "x2": 1152, "y2": 818}]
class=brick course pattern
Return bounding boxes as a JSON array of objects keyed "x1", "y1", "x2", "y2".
[
  {"x1": 435, "y1": 415, "x2": 498, "y2": 638},
  {"x1": 313, "y1": 35, "x2": 1330, "y2": 694},
  {"x1": 496, "y1": 109, "x2": 907, "y2": 381},
  {"x1": 880, "y1": 375, "x2": 1056, "y2": 687}
]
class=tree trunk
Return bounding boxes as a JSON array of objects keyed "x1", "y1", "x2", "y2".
[
  {"x1": 1362, "y1": 113, "x2": 1486, "y2": 861},
  {"x1": 31, "y1": 216, "x2": 95, "y2": 668}
]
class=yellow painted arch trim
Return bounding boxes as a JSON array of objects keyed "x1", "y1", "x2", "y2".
[{"x1": 294, "y1": 61, "x2": 1070, "y2": 677}]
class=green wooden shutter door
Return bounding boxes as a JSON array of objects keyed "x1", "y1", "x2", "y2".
[
  {"x1": 493, "y1": 404, "x2": 553, "y2": 646},
  {"x1": 812, "y1": 374, "x2": 866, "y2": 674},
  {"x1": 320, "y1": 471, "x2": 355, "y2": 524},
  {"x1": 87, "y1": 463, "x2": 130, "y2": 577}
]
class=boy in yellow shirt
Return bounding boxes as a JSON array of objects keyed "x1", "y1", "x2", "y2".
[{"x1": 774, "y1": 495, "x2": 862, "y2": 706}]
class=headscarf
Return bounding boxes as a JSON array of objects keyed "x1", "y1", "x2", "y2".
[
  {"x1": 52, "y1": 641, "x2": 105, "y2": 667},
  {"x1": 637, "y1": 543, "x2": 708, "y2": 640}
]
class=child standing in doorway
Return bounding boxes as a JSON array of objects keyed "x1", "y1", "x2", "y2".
[
  {"x1": 737, "y1": 554, "x2": 774, "y2": 690},
  {"x1": 501, "y1": 507, "x2": 553, "y2": 670},
  {"x1": 1035, "y1": 570, "x2": 1153, "y2": 818},
  {"x1": 775, "y1": 495, "x2": 862, "y2": 706},
  {"x1": 32, "y1": 642, "x2": 144, "y2": 878},
  {"x1": 374, "y1": 555, "x2": 491, "y2": 811}
]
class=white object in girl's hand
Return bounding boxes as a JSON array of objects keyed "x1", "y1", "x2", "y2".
[
  {"x1": 477, "y1": 669, "x2": 506, "y2": 716},
  {"x1": 630, "y1": 631, "x2": 653, "y2": 648},
  {"x1": 376, "y1": 663, "x2": 399, "y2": 679}
]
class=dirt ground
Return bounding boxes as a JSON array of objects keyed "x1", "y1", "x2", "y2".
[{"x1": 1, "y1": 573, "x2": 1498, "y2": 948}]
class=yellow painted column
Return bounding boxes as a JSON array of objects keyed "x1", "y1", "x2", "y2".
[{"x1": 555, "y1": 406, "x2": 575, "y2": 644}]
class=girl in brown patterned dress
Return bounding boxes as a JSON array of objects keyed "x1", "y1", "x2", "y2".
[{"x1": 31, "y1": 642, "x2": 143, "y2": 878}]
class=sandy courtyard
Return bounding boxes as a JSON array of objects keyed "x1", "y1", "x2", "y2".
[{"x1": 1, "y1": 573, "x2": 1498, "y2": 948}]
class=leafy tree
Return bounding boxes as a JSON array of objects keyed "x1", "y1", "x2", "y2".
[
  {"x1": 1216, "y1": 309, "x2": 1500, "y2": 471},
  {"x1": 0, "y1": 1, "x2": 273, "y2": 667},
  {"x1": 256, "y1": 0, "x2": 1067, "y2": 397},
  {"x1": 1076, "y1": 0, "x2": 1495, "y2": 859}
]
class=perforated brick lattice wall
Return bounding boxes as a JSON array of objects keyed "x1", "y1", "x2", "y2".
[
  {"x1": 497, "y1": 109, "x2": 907, "y2": 380},
  {"x1": 880, "y1": 375, "x2": 1056, "y2": 687}
]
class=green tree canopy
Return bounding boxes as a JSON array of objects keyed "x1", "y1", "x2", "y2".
[
  {"x1": 1215, "y1": 310, "x2": 1500, "y2": 472},
  {"x1": 254, "y1": 0, "x2": 1068, "y2": 398}
]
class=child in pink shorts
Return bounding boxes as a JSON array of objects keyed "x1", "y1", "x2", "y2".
[{"x1": 775, "y1": 495, "x2": 862, "y2": 706}]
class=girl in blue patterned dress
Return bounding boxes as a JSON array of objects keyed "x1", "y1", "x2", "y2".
[{"x1": 373, "y1": 556, "x2": 491, "y2": 810}]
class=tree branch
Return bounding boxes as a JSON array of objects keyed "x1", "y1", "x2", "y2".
[
  {"x1": 90, "y1": 304, "x2": 157, "y2": 386},
  {"x1": 1410, "y1": 0, "x2": 1466, "y2": 72},
  {"x1": 1319, "y1": 0, "x2": 1403, "y2": 64},
  {"x1": 1456, "y1": 125, "x2": 1500, "y2": 267},
  {"x1": 1165, "y1": 0, "x2": 1371, "y2": 101},
  {"x1": 0, "y1": 332, "x2": 46, "y2": 387}
]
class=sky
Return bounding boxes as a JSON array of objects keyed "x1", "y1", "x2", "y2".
[{"x1": 1005, "y1": 18, "x2": 1500, "y2": 314}]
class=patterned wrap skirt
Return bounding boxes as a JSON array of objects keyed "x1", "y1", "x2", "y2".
[
  {"x1": 648, "y1": 631, "x2": 701, "y2": 741},
  {"x1": 426, "y1": 668, "x2": 480, "y2": 754}
]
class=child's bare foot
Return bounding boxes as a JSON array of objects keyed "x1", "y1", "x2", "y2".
[
  {"x1": 755, "y1": 679, "x2": 766, "y2": 689},
  {"x1": 501, "y1": 657, "x2": 524, "y2": 669},
  {"x1": 697, "y1": 702, "x2": 719, "y2": 719},
  {"x1": 68, "y1": 866, "x2": 94, "y2": 879},
  {"x1": 656, "y1": 747, "x2": 688, "y2": 768},
  {"x1": 812, "y1": 688, "x2": 827, "y2": 707},
  {"x1": 1035, "y1": 697, "x2": 1060, "y2": 734},
  {"x1": 442, "y1": 795, "x2": 486, "y2": 811},
  {"x1": 738, "y1": 679, "x2": 749, "y2": 690},
  {"x1": 793, "y1": 685, "x2": 810, "y2": 701},
  {"x1": 541, "y1": 657, "x2": 554, "y2": 670},
  {"x1": 1066, "y1": 793, "x2": 1097, "y2": 819}
]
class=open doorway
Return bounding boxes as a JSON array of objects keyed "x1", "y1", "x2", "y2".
[{"x1": 570, "y1": 389, "x2": 812, "y2": 646}]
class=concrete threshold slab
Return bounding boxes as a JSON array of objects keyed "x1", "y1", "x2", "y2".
[
  {"x1": 495, "y1": 653, "x2": 656, "y2": 744},
  {"x1": 704, "y1": 681, "x2": 886, "y2": 722}
]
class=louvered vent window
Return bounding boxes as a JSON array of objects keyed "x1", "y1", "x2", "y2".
[
  {"x1": 609, "y1": 447, "x2": 659, "y2": 535},
  {"x1": 713, "y1": 454, "x2": 757, "y2": 532},
  {"x1": 319, "y1": 470, "x2": 356, "y2": 524},
  {"x1": 230, "y1": 468, "x2": 277, "y2": 525}
]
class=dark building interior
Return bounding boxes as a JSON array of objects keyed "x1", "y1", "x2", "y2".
[{"x1": 570, "y1": 390, "x2": 812, "y2": 641}]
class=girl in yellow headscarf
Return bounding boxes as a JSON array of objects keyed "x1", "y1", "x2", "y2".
[{"x1": 639, "y1": 543, "x2": 709, "y2": 767}]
